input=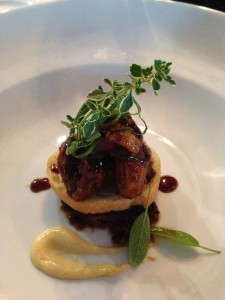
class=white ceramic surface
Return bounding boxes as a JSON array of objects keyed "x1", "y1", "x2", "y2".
[{"x1": 0, "y1": 1, "x2": 225, "y2": 299}]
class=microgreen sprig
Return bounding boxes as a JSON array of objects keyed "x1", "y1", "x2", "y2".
[{"x1": 62, "y1": 60, "x2": 175, "y2": 158}]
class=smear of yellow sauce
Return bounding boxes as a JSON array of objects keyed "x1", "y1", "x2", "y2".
[{"x1": 30, "y1": 227, "x2": 130, "y2": 280}]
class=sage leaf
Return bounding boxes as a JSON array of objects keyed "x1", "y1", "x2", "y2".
[
  {"x1": 151, "y1": 227, "x2": 221, "y2": 253},
  {"x1": 128, "y1": 212, "x2": 150, "y2": 266},
  {"x1": 151, "y1": 227, "x2": 199, "y2": 246}
]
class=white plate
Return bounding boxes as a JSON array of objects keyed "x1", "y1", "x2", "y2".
[{"x1": 0, "y1": 1, "x2": 225, "y2": 299}]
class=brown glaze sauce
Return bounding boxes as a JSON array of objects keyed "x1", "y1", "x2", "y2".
[
  {"x1": 30, "y1": 178, "x2": 51, "y2": 193},
  {"x1": 159, "y1": 175, "x2": 178, "y2": 193},
  {"x1": 50, "y1": 164, "x2": 59, "y2": 174}
]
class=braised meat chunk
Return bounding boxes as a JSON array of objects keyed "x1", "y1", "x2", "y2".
[
  {"x1": 58, "y1": 117, "x2": 154, "y2": 201},
  {"x1": 58, "y1": 142, "x2": 108, "y2": 201},
  {"x1": 115, "y1": 142, "x2": 151, "y2": 198}
]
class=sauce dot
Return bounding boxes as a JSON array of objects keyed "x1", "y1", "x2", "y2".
[
  {"x1": 51, "y1": 164, "x2": 59, "y2": 174},
  {"x1": 30, "y1": 178, "x2": 51, "y2": 193},
  {"x1": 159, "y1": 175, "x2": 178, "y2": 193}
]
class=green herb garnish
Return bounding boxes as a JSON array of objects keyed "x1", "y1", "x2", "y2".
[
  {"x1": 128, "y1": 184, "x2": 152, "y2": 266},
  {"x1": 62, "y1": 60, "x2": 175, "y2": 158},
  {"x1": 150, "y1": 227, "x2": 221, "y2": 253},
  {"x1": 128, "y1": 190, "x2": 221, "y2": 266}
]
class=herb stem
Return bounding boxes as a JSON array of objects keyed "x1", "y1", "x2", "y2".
[
  {"x1": 145, "y1": 185, "x2": 151, "y2": 216},
  {"x1": 198, "y1": 245, "x2": 221, "y2": 254}
]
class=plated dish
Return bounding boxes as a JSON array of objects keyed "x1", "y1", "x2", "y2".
[{"x1": 0, "y1": 0, "x2": 225, "y2": 299}]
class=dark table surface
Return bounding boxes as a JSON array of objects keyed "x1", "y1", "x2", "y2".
[{"x1": 174, "y1": 0, "x2": 225, "y2": 12}]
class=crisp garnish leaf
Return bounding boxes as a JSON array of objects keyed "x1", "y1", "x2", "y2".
[
  {"x1": 62, "y1": 59, "x2": 175, "y2": 158},
  {"x1": 128, "y1": 212, "x2": 150, "y2": 267},
  {"x1": 151, "y1": 227, "x2": 221, "y2": 253}
]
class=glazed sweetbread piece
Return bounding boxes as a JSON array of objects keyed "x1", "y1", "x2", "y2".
[{"x1": 47, "y1": 147, "x2": 160, "y2": 214}]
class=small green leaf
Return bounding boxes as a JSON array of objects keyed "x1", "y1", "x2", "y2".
[
  {"x1": 88, "y1": 111, "x2": 100, "y2": 122},
  {"x1": 165, "y1": 76, "x2": 176, "y2": 86},
  {"x1": 123, "y1": 82, "x2": 133, "y2": 89},
  {"x1": 69, "y1": 127, "x2": 75, "y2": 136},
  {"x1": 86, "y1": 100, "x2": 98, "y2": 111},
  {"x1": 66, "y1": 115, "x2": 74, "y2": 122},
  {"x1": 85, "y1": 131, "x2": 101, "y2": 142},
  {"x1": 119, "y1": 90, "x2": 133, "y2": 113},
  {"x1": 130, "y1": 64, "x2": 142, "y2": 77},
  {"x1": 152, "y1": 79, "x2": 160, "y2": 92},
  {"x1": 142, "y1": 66, "x2": 153, "y2": 77},
  {"x1": 128, "y1": 212, "x2": 150, "y2": 266},
  {"x1": 75, "y1": 103, "x2": 89, "y2": 120},
  {"x1": 154, "y1": 59, "x2": 162, "y2": 71},
  {"x1": 104, "y1": 78, "x2": 112, "y2": 86},
  {"x1": 108, "y1": 99, "x2": 119, "y2": 114},
  {"x1": 66, "y1": 140, "x2": 79, "y2": 155},
  {"x1": 71, "y1": 141, "x2": 97, "y2": 158},
  {"x1": 88, "y1": 89, "x2": 107, "y2": 101},
  {"x1": 112, "y1": 80, "x2": 123, "y2": 91},
  {"x1": 61, "y1": 120, "x2": 71, "y2": 128},
  {"x1": 151, "y1": 227, "x2": 221, "y2": 253},
  {"x1": 83, "y1": 121, "x2": 96, "y2": 138},
  {"x1": 135, "y1": 87, "x2": 146, "y2": 95},
  {"x1": 101, "y1": 107, "x2": 111, "y2": 117},
  {"x1": 151, "y1": 227, "x2": 199, "y2": 246},
  {"x1": 102, "y1": 97, "x2": 111, "y2": 108}
]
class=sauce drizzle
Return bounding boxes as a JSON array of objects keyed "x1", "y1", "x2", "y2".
[
  {"x1": 159, "y1": 175, "x2": 178, "y2": 193},
  {"x1": 30, "y1": 178, "x2": 51, "y2": 193}
]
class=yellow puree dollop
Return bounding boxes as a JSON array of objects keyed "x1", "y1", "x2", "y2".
[{"x1": 30, "y1": 227, "x2": 130, "y2": 280}]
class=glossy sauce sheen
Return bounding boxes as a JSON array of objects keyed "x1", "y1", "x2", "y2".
[
  {"x1": 159, "y1": 175, "x2": 178, "y2": 193},
  {"x1": 30, "y1": 178, "x2": 51, "y2": 193},
  {"x1": 50, "y1": 164, "x2": 59, "y2": 174}
]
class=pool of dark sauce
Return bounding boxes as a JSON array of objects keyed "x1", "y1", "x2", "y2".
[
  {"x1": 30, "y1": 178, "x2": 51, "y2": 193},
  {"x1": 159, "y1": 175, "x2": 178, "y2": 193}
]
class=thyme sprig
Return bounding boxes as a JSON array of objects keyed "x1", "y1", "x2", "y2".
[{"x1": 62, "y1": 60, "x2": 175, "y2": 158}]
